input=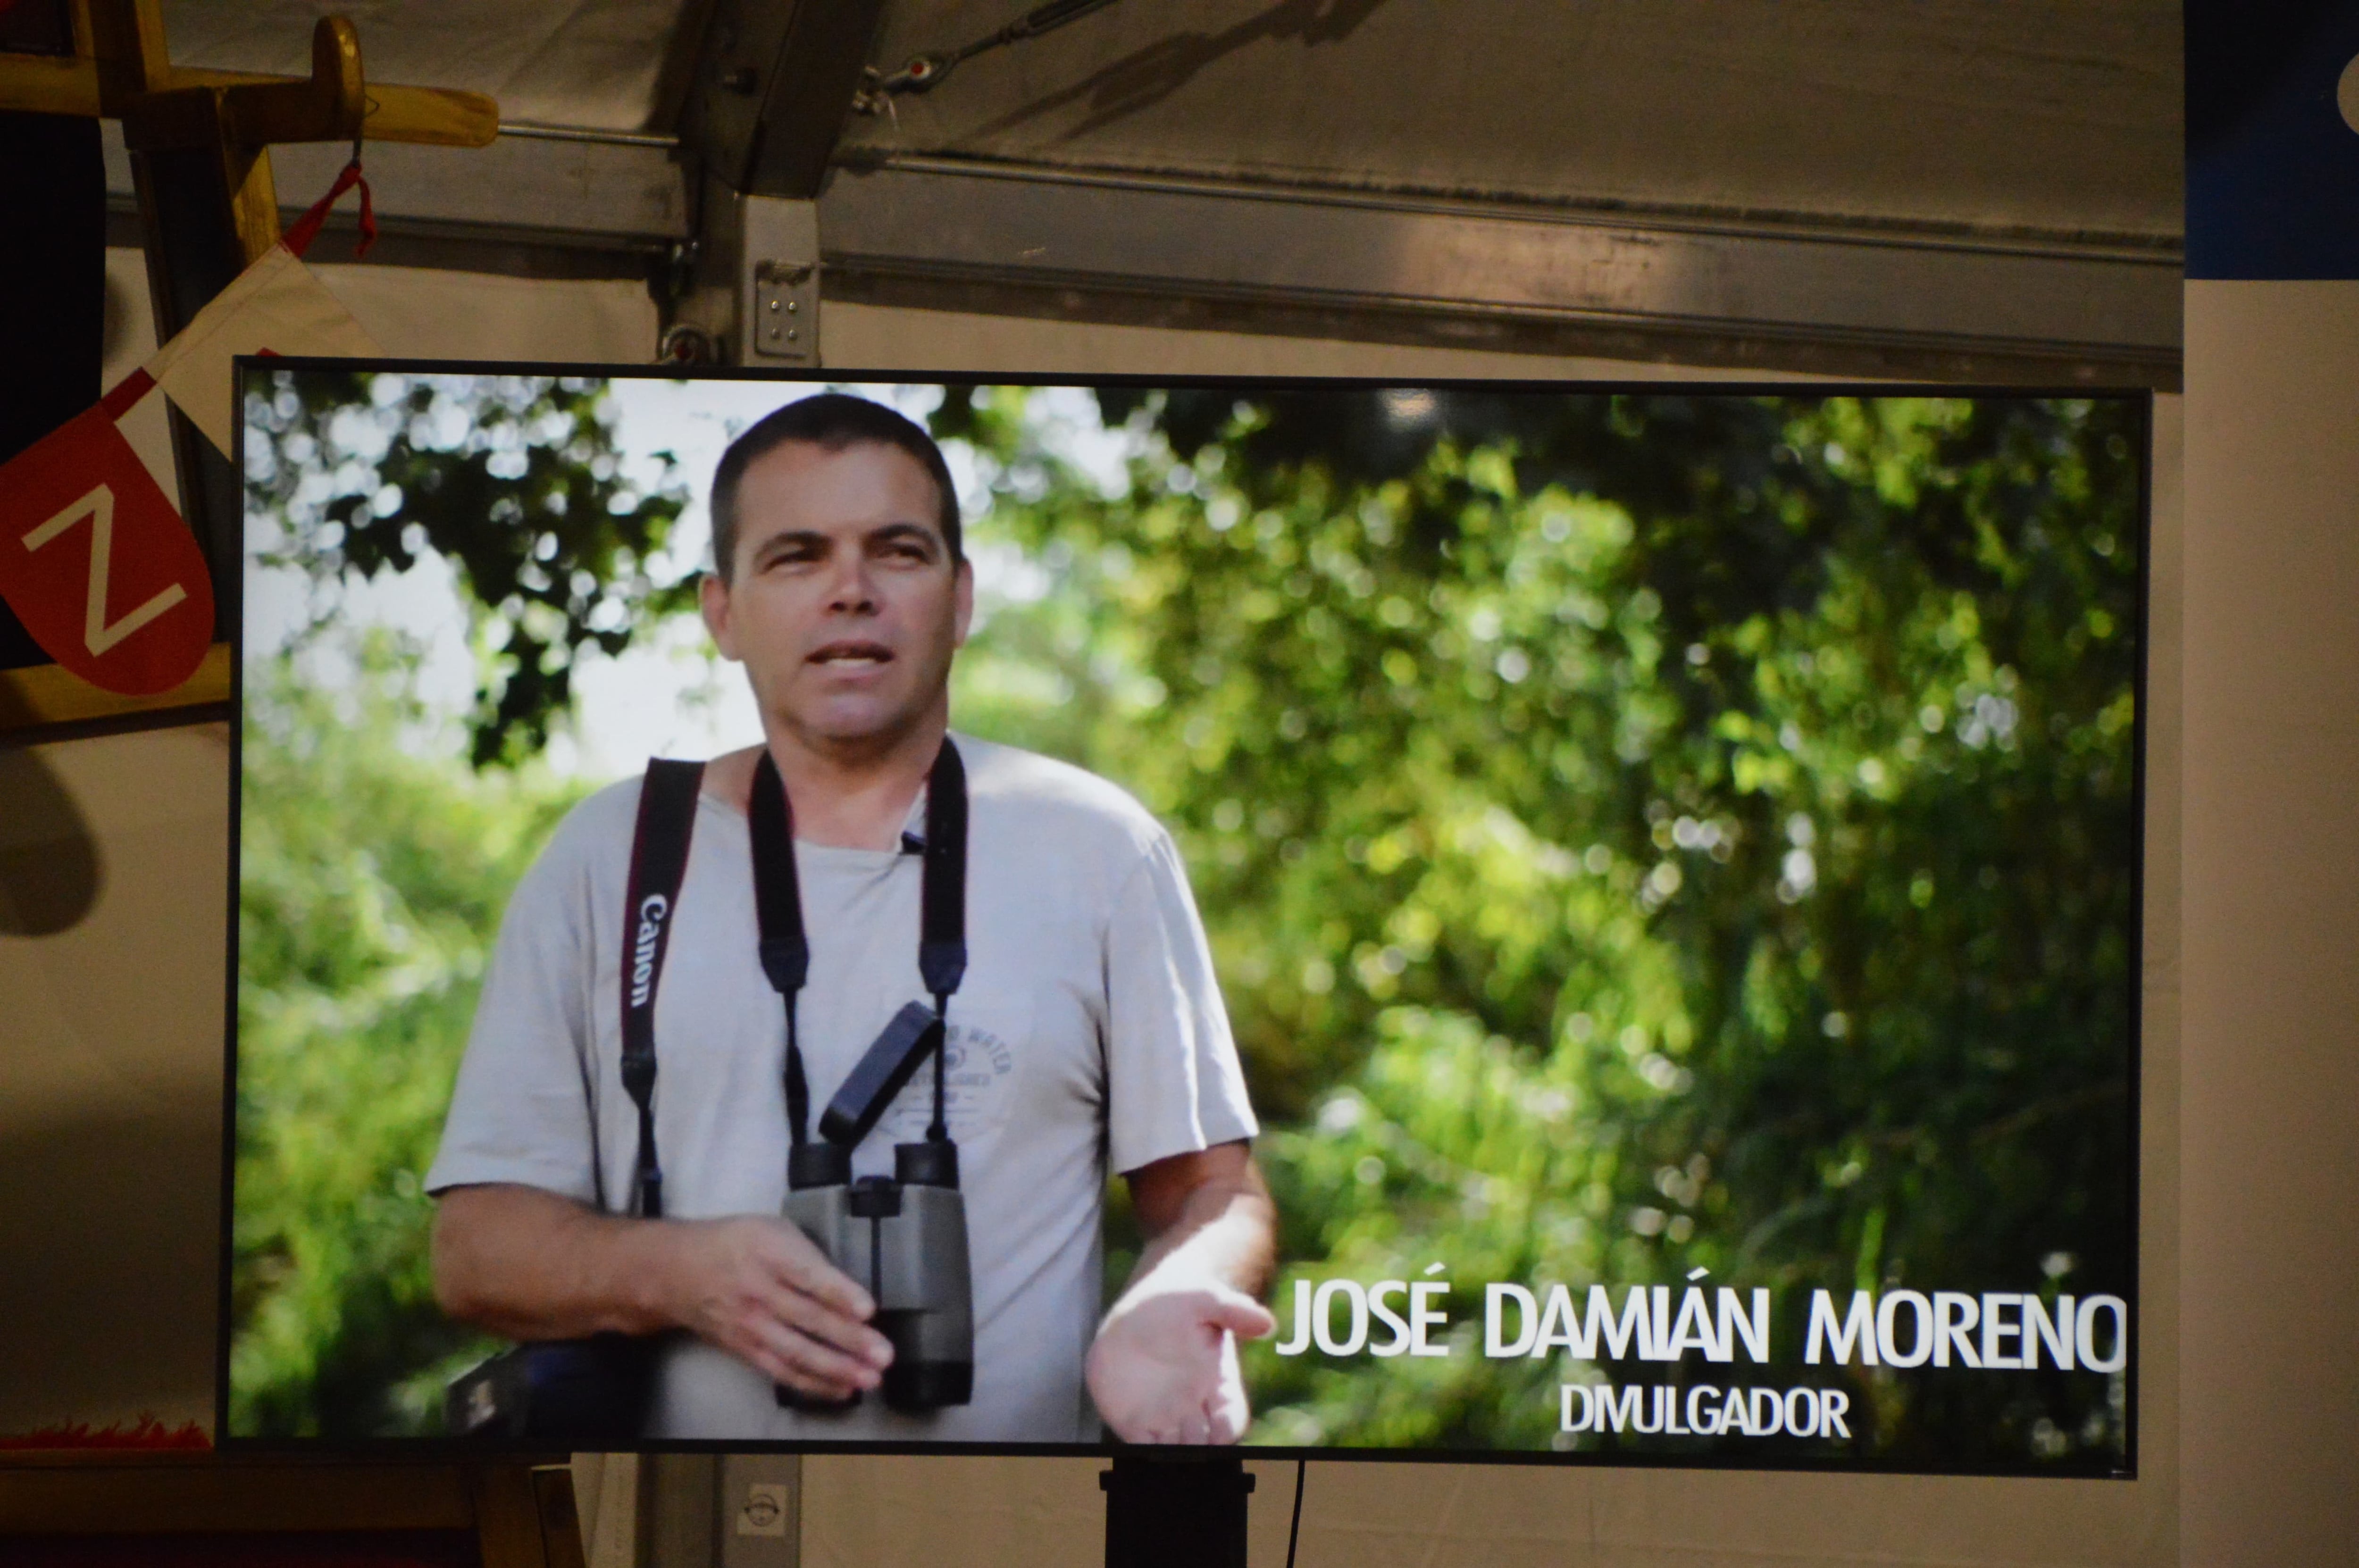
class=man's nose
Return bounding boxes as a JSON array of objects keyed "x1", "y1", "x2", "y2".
[{"x1": 823, "y1": 552, "x2": 880, "y2": 612}]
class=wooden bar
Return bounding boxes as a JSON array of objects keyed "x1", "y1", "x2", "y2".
[
  {"x1": 0, "y1": 1455, "x2": 583, "y2": 1562},
  {"x1": 0, "y1": 57, "x2": 500, "y2": 147},
  {"x1": 0, "y1": 642, "x2": 231, "y2": 733},
  {"x1": 0, "y1": 1458, "x2": 478, "y2": 1534}
]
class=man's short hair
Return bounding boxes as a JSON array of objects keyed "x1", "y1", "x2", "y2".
[{"x1": 709, "y1": 393, "x2": 962, "y2": 579}]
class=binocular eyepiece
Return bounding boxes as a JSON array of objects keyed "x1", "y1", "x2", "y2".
[{"x1": 780, "y1": 1135, "x2": 975, "y2": 1414}]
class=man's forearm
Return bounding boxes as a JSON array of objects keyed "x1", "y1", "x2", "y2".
[
  {"x1": 1088, "y1": 1145, "x2": 1279, "y2": 1444},
  {"x1": 432, "y1": 1183, "x2": 682, "y2": 1340},
  {"x1": 1119, "y1": 1150, "x2": 1277, "y2": 1304}
]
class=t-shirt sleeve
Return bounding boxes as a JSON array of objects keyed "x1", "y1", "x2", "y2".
[
  {"x1": 424, "y1": 817, "x2": 605, "y2": 1205},
  {"x1": 1102, "y1": 828, "x2": 1259, "y2": 1175}
]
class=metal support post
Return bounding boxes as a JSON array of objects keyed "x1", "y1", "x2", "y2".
[
  {"x1": 1101, "y1": 1453, "x2": 1254, "y2": 1568},
  {"x1": 633, "y1": 1451, "x2": 802, "y2": 1568},
  {"x1": 641, "y1": 1452, "x2": 719, "y2": 1568},
  {"x1": 671, "y1": 184, "x2": 820, "y2": 367}
]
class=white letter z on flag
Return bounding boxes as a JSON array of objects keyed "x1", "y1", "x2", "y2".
[{"x1": 23, "y1": 484, "x2": 189, "y2": 656}]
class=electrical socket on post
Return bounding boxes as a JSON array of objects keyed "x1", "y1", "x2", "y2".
[{"x1": 720, "y1": 1454, "x2": 803, "y2": 1568}]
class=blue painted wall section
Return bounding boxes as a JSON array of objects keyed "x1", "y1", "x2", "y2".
[{"x1": 2187, "y1": 0, "x2": 2359, "y2": 278}]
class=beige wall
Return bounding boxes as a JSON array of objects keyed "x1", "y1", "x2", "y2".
[
  {"x1": 4, "y1": 275, "x2": 2204, "y2": 1564},
  {"x1": 0, "y1": 724, "x2": 228, "y2": 1436},
  {"x1": 2177, "y1": 282, "x2": 2359, "y2": 1567}
]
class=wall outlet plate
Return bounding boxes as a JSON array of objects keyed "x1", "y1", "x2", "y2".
[
  {"x1": 737, "y1": 1481, "x2": 790, "y2": 1537},
  {"x1": 719, "y1": 1455, "x2": 802, "y2": 1567}
]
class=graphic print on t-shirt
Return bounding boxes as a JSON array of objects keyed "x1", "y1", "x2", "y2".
[{"x1": 874, "y1": 1006, "x2": 1024, "y2": 1147}]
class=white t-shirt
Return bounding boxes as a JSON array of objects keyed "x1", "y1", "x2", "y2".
[{"x1": 425, "y1": 735, "x2": 1258, "y2": 1442}]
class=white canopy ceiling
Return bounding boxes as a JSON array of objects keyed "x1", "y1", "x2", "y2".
[
  {"x1": 159, "y1": 0, "x2": 2179, "y2": 242},
  {"x1": 846, "y1": 0, "x2": 2180, "y2": 242}
]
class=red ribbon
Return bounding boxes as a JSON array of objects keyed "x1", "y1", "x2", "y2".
[
  {"x1": 100, "y1": 367, "x2": 155, "y2": 422},
  {"x1": 282, "y1": 158, "x2": 377, "y2": 260}
]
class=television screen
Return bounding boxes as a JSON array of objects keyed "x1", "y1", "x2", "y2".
[{"x1": 227, "y1": 367, "x2": 2145, "y2": 1475}]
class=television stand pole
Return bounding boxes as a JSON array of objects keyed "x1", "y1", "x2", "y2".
[{"x1": 1099, "y1": 1452, "x2": 1254, "y2": 1568}]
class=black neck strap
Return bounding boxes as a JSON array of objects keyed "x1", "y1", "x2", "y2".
[{"x1": 750, "y1": 738, "x2": 969, "y2": 1148}]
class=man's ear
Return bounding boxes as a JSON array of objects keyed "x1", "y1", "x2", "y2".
[
  {"x1": 700, "y1": 571, "x2": 741, "y2": 662},
  {"x1": 953, "y1": 557, "x2": 975, "y2": 649}
]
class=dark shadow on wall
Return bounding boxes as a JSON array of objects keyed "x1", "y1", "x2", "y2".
[
  {"x1": 966, "y1": 0, "x2": 1397, "y2": 146},
  {"x1": 0, "y1": 748, "x2": 103, "y2": 936},
  {"x1": 0, "y1": 1102, "x2": 222, "y2": 1434}
]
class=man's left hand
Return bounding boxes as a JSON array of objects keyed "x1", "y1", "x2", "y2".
[{"x1": 1087, "y1": 1267, "x2": 1276, "y2": 1444}]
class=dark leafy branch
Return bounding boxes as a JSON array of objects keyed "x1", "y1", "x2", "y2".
[{"x1": 243, "y1": 370, "x2": 695, "y2": 765}]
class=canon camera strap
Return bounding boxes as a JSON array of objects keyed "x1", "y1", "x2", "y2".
[
  {"x1": 749, "y1": 739, "x2": 969, "y2": 1150},
  {"x1": 619, "y1": 759, "x2": 705, "y2": 1220}
]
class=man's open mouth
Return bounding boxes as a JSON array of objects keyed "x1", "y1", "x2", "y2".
[{"x1": 809, "y1": 641, "x2": 894, "y2": 667}]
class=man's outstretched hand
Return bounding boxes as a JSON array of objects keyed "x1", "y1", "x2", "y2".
[
  {"x1": 1087, "y1": 1142, "x2": 1279, "y2": 1444},
  {"x1": 1088, "y1": 1269, "x2": 1276, "y2": 1444}
]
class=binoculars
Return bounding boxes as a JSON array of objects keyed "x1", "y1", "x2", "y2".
[{"x1": 778, "y1": 1004, "x2": 975, "y2": 1414}]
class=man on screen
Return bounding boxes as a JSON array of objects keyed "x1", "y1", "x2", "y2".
[{"x1": 426, "y1": 393, "x2": 1277, "y2": 1443}]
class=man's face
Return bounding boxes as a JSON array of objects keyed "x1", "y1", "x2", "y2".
[{"x1": 701, "y1": 439, "x2": 971, "y2": 755}]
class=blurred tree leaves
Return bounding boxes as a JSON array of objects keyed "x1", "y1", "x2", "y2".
[
  {"x1": 235, "y1": 642, "x2": 588, "y2": 1434},
  {"x1": 954, "y1": 387, "x2": 2141, "y2": 1468}
]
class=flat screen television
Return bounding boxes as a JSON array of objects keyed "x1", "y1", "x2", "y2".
[{"x1": 225, "y1": 366, "x2": 2145, "y2": 1477}]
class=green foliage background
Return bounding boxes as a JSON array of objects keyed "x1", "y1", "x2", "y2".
[{"x1": 234, "y1": 375, "x2": 2142, "y2": 1471}]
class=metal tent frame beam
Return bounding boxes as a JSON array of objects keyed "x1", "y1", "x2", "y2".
[
  {"x1": 104, "y1": 130, "x2": 2182, "y2": 386},
  {"x1": 819, "y1": 156, "x2": 2182, "y2": 387}
]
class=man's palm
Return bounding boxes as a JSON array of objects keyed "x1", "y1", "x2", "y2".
[{"x1": 1088, "y1": 1284, "x2": 1274, "y2": 1444}]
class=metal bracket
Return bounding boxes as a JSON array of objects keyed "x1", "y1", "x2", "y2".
[
  {"x1": 742, "y1": 195, "x2": 820, "y2": 363},
  {"x1": 750, "y1": 258, "x2": 816, "y2": 360}
]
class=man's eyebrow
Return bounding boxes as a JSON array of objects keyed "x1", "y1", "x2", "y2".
[
  {"x1": 748, "y1": 527, "x2": 830, "y2": 556},
  {"x1": 867, "y1": 522, "x2": 943, "y2": 550}
]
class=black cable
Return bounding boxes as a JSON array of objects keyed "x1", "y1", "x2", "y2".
[
  {"x1": 1285, "y1": 1458, "x2": 1306, "y2": 1568},
  {"x1": 872, "y1": 0, "x2": 1125, "y2": 97}
]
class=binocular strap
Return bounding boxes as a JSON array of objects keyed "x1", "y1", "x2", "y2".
[{"x1": 749, "y1": 738, "x2": 970, "y2": 1152}]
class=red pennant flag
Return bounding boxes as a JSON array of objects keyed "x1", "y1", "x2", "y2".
[
  {"x1": 0, "y1": 370, "x2": 215, "y2": 696},
  {"x1": 0, "y1": 162, "x2": 379, "y2": 696}
]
